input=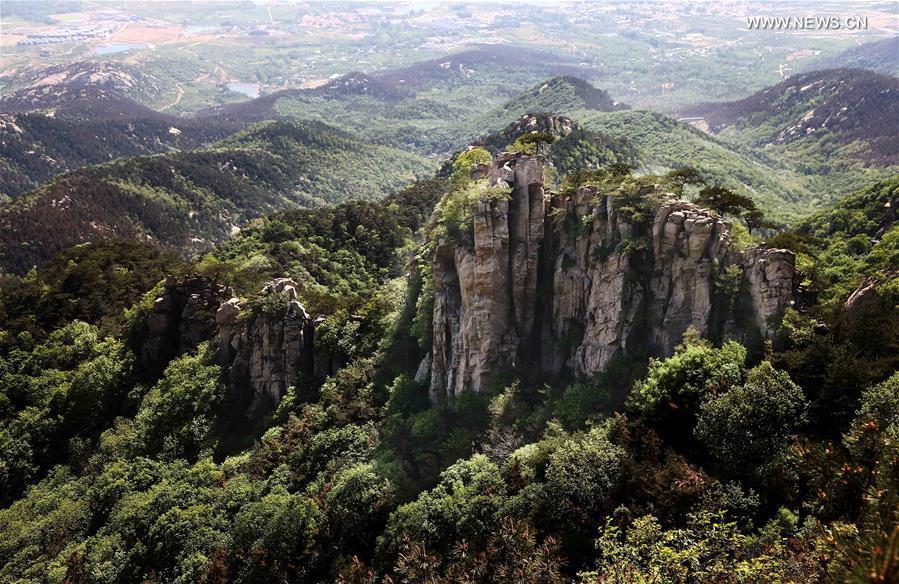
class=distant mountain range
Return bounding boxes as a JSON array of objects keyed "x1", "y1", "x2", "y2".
[
  {"x1": 1, "y1": 52, "x2": 896, "y2": 270},
  {"x1": 680, "y1": 68, "x2": 899, "y2": 206},
  {"x1": 372, "y1": 45, "x2": 602, "y2": 90},
  {"x1": 0, "y1": 120, "x2": 430, "y2": 274},
  {"x1": 0, "y1": 62, "x2": 243, "y2": 199},
  {"x1": 0, "y1": 61, "x2": 167, "y2": 112},
  {"x1": 683, "y1": 68, "x2": 898, "y2": 166},
  {"x1": 805, "y1": 37, "x2": 899, "y2": 77}
]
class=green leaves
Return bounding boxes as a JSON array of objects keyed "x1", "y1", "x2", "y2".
[
  {"x1": 628, "y1": 336, "x2": 747, "y2": 422},
  {"x1": 134, "y1": 346, "x2": 224, "y2": 460},
  {"x1": 432, "y1": 179, "x2": 511, "y2": 244},
  {"x1": 695, "y1": 362, "x2": 807, "y2": 473},
  {"x1": 542, "y1": 425, "x2": 625, "y2": 523}
]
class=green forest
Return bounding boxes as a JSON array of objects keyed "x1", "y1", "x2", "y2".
[
  {"x1": 0, "y1": 146, "x2": 895, "y2": 582},
  {"x1": 0, "y1": 11, "x2": 897, "y2": 580}
]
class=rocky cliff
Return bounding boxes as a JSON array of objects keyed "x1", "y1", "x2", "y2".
[
  {"x1": 424, "y1": 153, "x2": 796, "y2": 402},
  {"x1": 215, "y1": 278, "x2": 317, "y2": 418},
  {"x1": 137, "y1": 275, "x2": 233, "y2": 379},
  {"x1": 135, "y1": 276, "x2": 318, "y2": 420}
]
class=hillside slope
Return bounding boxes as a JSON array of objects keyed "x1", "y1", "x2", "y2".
[
  {"x1": 0, "y1": 62, "x2": 244, "y2": 199},
  {"x1": 581, "y1": 109, "x2": 812, "y2": 221},
  {"x1": 805, "y1": 37, "x2": 899, "y2": 77},
  {"x1": 0, "y1": 120, "x2": 431, "y2": 273},
  {"x1": 205, "y1": 53, "x2": 613, "y2": 156},
  {"x1": 680, "y1": 69, "x2": 899, "y2": 202},
  {"x1": 0, "y1": 61, "x2": 168, "y2": 111},
  {"x1": 684, "y1": 69, "x2": 899, "y2": 166},
  {"x1": 0, "y1": 147, "x2": 895, "y2": 584},
  {"x1": 0, "y1": 109, "x2": 239, "y2": 200}
]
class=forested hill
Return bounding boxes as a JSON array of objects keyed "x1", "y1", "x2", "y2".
[
  {"x1": 0, "y1": 62, "x2": 245, "y2": 200},
  {"x1": 0, "y1": 107, "x2": 240, "y2": 200},
  {"x1": 0, "y1": 52, "x2": 894, "y2": 584},
  {"x1": 0, "y1": 147, "x2": 895, "y2": 582},
  {"x1": 804, "y1": 37, "x2": 899, "y2": 77},
  {"x1": 677, "y1": 68, "x2": 899, "y2": 209},
  {"x1": 0, "y1": 119, "x2": 431, "y2": 274},
  {"x1": 684, "y1": 68, "x2": 899, "y2": 166},
  {"x1": 0, "y1": 61, "x2": 167, "y2": 112}
]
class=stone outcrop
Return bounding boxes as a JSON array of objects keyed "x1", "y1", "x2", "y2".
[
  {"x1": 425, "y1": 154, "x2": 797, "y2": 401},
  {"x1": 844, "y1": 273, "x2": 896, "y2": 320},
  {"x1": 136, "y1": 276, "x2": 318, "y2": 420},
  {"x1": 136, "y1": 275, "x2": 232, "y2": 378},
  {"x1": 216, "y1": 278, "x2": 316, "y2": 419}
]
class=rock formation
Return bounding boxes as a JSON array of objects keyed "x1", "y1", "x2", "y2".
[
  {"x1": 135, "y1": 276, "x2": 317, "y2": 420},
  {"x1": 425, "y1": 153, "x2": 797, "y2": 402},
  {"x1": 216, "y1": 278, "x2": 316, "y2": 418},
  {"x1": 136, "y1": 275, "x2": 232, "y2": 378}
]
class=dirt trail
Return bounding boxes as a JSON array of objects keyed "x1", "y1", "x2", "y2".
[{"x1": 159, "y1": 83, "x2": 185, "y2": 111}]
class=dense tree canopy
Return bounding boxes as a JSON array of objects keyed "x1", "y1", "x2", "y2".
[{"x1": 0, "y1": 160, "x2": 895, "y2": 583}]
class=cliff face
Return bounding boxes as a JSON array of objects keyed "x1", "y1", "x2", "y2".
[
  {"x1": 136, "y1": 276, "x2": 318, "y2": 420},
  {"x1": 216, "y1": 278, "x2": 316, "y2": 418},
  {"x1": 137, "y1": 276, "x2": 233, "y2": 379},
  {"x1": 425, "y1": 154, "x2": 796, "y2": 401}
]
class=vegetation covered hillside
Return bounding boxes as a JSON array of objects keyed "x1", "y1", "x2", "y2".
[
  {"x1": 0, "y1": 5, "x2": 896, "y2": 581},
  {"x1": 0, "y1": 61, "x2": 170, "y2": 113},
  {"x1": 465, "y1": 113, "x2": 637, "y2": 183},
  {"x1": 581, "y1": 109, "x2": 813, "y2": 221},
  {"x1": 208, "y1": 71, "x2": 624, "y2": 156},
  {"x1": 486, "y1": 75, "x2": 625, "y2": 120},
  {"x1": 683, "y1": 69, "x2": 899, "y2": 203},
  {"x1": 0, "y1": 119, "x2": 432, "y2": 274},
  {"x1": 0, "y1": 148, "x2": 895, "y2": 582},
  {"x1": 0, "y1": 108, "x2": 239, "y2": 200},
  {"x1": 805, "y1": 37, "x2": 899, "y2": 77},
  {"x1": 0, "y1": 61, "x2": 249, "y2": 199}
]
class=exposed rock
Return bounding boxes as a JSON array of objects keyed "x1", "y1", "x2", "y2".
[
  {"x1": 136, "y1": 276, "x2": 322, "y2": 421},
  {"x1": 430, "y1": 152, "x2": 546, "y2": 400},
  {"x1": 731, "y1": 247, "x2": 796, "y2": 340},
  {"x1": 415, "y1": 352, "x2": 432, "y2": 384},
  {"x1": 427, "y1": 155, "x2": 796, "y2": 401},
  {"x1": 135, "y1": 275, "x2": 232, "y2": 378},
  {"x1": 219, "y1": 278, "x2": 316, "y2": 419},
  {"x1": 843, "y1": 272, "x2": 898, "y2": 321}
]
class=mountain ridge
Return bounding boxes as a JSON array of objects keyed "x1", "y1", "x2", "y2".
[
  {"x1": 681, "y1": 68, "x2": 899, "y2": 166},
  {"x1": 0, "y1": 119, "x2": 431, "y2": 274}
]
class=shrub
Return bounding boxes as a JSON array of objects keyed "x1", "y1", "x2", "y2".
[{"x1": 695, "y1": 361, "x2": 807, "y2": 474}]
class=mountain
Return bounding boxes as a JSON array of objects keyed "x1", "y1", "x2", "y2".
[
  {"x1": 0, "y1": 119, "x2": 432, "y2": 274},
  {"x1": 0, "y1": 109, "x2": 240, "y2": 200},
  {"x1": 0, "y1": 61, "x2": 168, "y2": 113},
  {"x1": 0, "y1": 62, "x2": 245, "y2": 199},
  {"x1": 681, "y1": 68, "x2": 899, "y2": 206},
  {"x1": 427, "y1": 76, "x2": 629, "y2": 156},
  {"x1": 424, "y1": 154, "x2": 795, "y2": 397},
  {"x1": 205, "y1": 72, "x2": 411, "y2": 120},
  {"x1": 373, "y1": 44, "x2": 602, "y2": 91},
  {"x1": 580, "y1": 109, "x2": 812, "y2": 221},
  {"x1": 203, "y1": 50, "x2": 611, "y2": 156},
  {"x1": 204, "y1": 71, "x2": 467, "y2": 154},
  {"x1": 469, "y1": 113, "x2": 637, "y2": 179},
  {"x1": 490, "y1": 75, "x2": 626, "y2": 117},
  {"x1": 0, "y1": 152, "x2": 895, "y2": 583},
  {"x1": 806, "y1": 37, "x2": 899, "y2": 77},
  {"x1": 683, "y1": 69, "x2": 899, "y2": 165}
]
